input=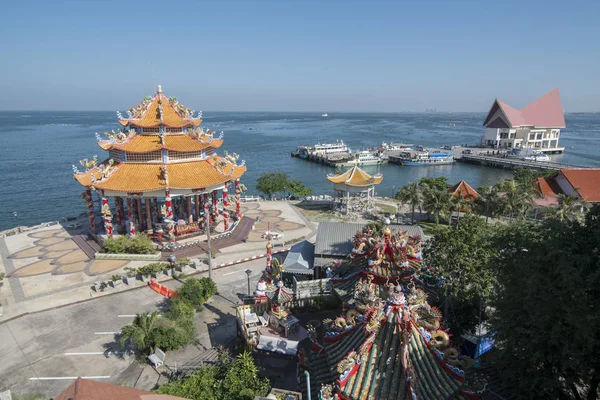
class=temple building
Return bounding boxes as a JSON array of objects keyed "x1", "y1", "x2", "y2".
[
  {"x1": 73, "y1": 86, "x2": 246, "y2": 242},
  {"x1": 327, "y1": 165, "x2": 383, "y2": 215},
  {"x1": 298, "y1": 226, "x2": 485, "y2": 399},
  {"x1": 483, "y1": 88, "x2": 565, "y2": 152}
]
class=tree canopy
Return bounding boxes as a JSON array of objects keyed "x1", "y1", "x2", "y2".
[
  {"x1": 156, "y1": 350, "x2": 270, "y2": 400},
  {"x1": 287, "y1": 179, "x2": 313, "y2": 196},
  {"x1": 256, "y1": 171, "x2": 289, "y2": 198},
  {"x1": 419, "y1": 177, "x2": 450, "y2": 191},
  {"x1": 423, "y1": 215, "x2": 497, "y2": 334},
  {"x1": 490, "y1": 206, "x2": 600, "y2": 399}
]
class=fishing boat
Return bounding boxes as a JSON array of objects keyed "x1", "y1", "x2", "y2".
[
  {"x1": 321, "y1": 113, "x2": 328, "y2": 117},
  {"x1": 380, "y1": 142, "x2": 413, "y2": 151},
  {"x1": 399, "y1": 151, "x2": 454, "y2": 166}
]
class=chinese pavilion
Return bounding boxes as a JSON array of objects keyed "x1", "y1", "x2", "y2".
[
  {"x1": 298, "y1": 226, "x2": 485, "y2": 399},
  {"x1": 73, "y1": 86, "x2": 246, "y2": 242},
  {"x1": 327, "y1": 165, "x2": 383, "y2": 215}
]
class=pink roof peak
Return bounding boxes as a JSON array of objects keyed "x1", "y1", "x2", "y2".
[{"x1": 484, "y1": 88, "x2": 565, "y2": 128}]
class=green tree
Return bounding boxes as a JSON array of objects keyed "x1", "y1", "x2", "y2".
[
  {"x1": 286, "y1": 179, "x2": 313, "y2": 196},
  {"x1": 512, "y1": 167, "x2": 557, "y2": 189},
  {"x1": 422, "y1": 187, "x2": 452, "y2": 224},
  {"x1": 490, "y1": 207, "x2": 600, "y2": 399},
  {"x1": 449, "y1": 194, "x2": 472, "y2": 226},
  {"x1": 256, "y1": 171, "x2": 289, "y2": 199},
  {"x1": 546, "y1": 193, "x2": 590, "y2": 222},
  {"x1": 494, "y1": 179, "x2": 533, "y2": 220},
  {"x1": 423, "y1": 215, "x2": 497, "y2": 335},
  {"x1": 156, "y1": 349, "x2": 270, "y2": 400},
  {"x1": 175, "y1": 277, "x2": 218, "y2": 310},
  {"x1": 119, "y1": 311, "x2": 161, "y2": 354},
  {"x1": 476, "y1": 186, "x2": 501, "y2": 224},
  {"x1": 396, "y1": 182, "x2": 422, "y2": 224},
  {"x1": 418, "y1": 177, "x2": 450, "y2": 191}
]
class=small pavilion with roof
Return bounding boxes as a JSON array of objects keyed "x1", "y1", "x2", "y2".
[
  {"x1": 327, "y1": 165, "x2": 383, "y2": 215},
  {"x1": 449, "y1": 180, "x2": 480, "y2": 202},
  {"x1": 73, "y1": 86, "x2": 246, "y2": 243}
]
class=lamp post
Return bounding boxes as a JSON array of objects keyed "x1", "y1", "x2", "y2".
[
  {"x1": 205, "y1": 203, "x2": 213, "y2": 280},
  {"x1": 245, "y1": 269, "x2": 252, "y2": 295}
]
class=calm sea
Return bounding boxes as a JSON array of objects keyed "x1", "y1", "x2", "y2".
[{"x1": 0, "y1": 111, "x2": 598, "y2": 231}]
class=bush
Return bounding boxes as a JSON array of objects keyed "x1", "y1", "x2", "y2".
[
  {"x1": 152, "y1": 323, "x2": 192, "y2": 351},
  {"x1": 169, "y1": 301, "x2": 195, "y2": 321},
  {"x1": 175, "y1": 277, "x2": 218, "y2": 310},
  {"x1": 100, "y1": 235, "x2": 157, "y2": 254}
]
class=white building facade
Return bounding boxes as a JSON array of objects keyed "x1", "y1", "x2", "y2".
[{"x1": 483, "y1": 89, "x2": 565, "y2": 153}]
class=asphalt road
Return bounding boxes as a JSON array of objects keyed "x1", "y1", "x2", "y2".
[{"x1": 0, "y1": 258, "x2": 268, "y2": 398}]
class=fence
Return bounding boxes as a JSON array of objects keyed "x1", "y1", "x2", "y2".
[{"x1": 293, "y1": 276, "x2": 332, "y2": 299}]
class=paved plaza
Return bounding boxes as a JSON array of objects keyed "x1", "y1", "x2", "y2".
[
  {"x1": 0, "y1": 200, "x2": 314, "y2": 321},
  {"x1": 0, "y1": 257, "x2": 270, "y2": 398}
]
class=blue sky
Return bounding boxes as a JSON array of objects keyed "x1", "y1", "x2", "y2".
[{"x1": 1, "y1": 0, "x2": 598, "y2": 112}]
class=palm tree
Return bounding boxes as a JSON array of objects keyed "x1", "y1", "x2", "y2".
[
  {"x1": 422, "y1": 187, "x2": 452, "y2": 225},
  {"x1": 450, "y1": 195, "x2": 472, "y2": 226},
  {"x1": 494, "y1": 180, "x2": 533, "y2": 220},
  {"x1": 476, "y1": 186, "x2": 500, "y2": 224},
  {"x1": 548, "y1": 193, "x2": 590, "y2": 222},
  {"x1": 119, "y1": 311, "x2": 160, "y2": 353},
  {"x1": 397, "y1": 182, "x2": 422, "y2": 224}
]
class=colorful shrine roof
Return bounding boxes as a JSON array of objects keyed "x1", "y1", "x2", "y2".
[
  {"x1": 327, "y1": 165, "x2": 383, "y2": 187},
  {"x1": 98, "y1": 133, "x2": 223, "y2": 153},
  {"x1": 449, "y1": 180, "x2": 480, "y2": 201},
  {"x1": 74, "y1": 156, "x2": 245, "y2": 193},
  {"x1": 298, "y1": 226, "x2": 483, "y2": 400},
  {"x1": 118, "y1": 86, "x2": 202, "y2": 128}
]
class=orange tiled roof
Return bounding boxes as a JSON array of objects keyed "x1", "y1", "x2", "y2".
[
  {"x1": 327, "y1": 165, "x2": 383, "y2": 187},
  {"x1": 118, "y1": 88, "x2": 202, "y2": 128},
  {"x1": 448, "y1": 180, "x2": 480, "y2": 201},
  {"x1": 74, "y1": 157, "x2": 245, "y2": 193},
  {"x1": 98, "y1": 134, "x2": 223, "y2": 153},
  {"x1": 534, "y1": 177, "x2": 561, "y2": 199},
  {"x1": 55, "y1": 377, "x2": 187, "y2": 400},
  {"x1": 560, "y1": 168, "x2": 600, "y2": 203}
]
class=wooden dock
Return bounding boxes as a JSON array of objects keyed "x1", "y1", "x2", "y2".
[{"x1": 458, "y1": 154, "x2": 582, "y2": 170}]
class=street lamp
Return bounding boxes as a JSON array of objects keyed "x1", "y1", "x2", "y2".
[{"x1": 245, "y1": 269, "x2": 252, "y2": 295}]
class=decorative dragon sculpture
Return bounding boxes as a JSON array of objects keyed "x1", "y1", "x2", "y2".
[{"x1": 79, "y1": 155, "x2": 98, "y2": 171}]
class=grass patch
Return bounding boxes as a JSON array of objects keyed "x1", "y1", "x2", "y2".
[
  {"x1": 418, "y1": 221, "x2": 449, "y2": 236},
  {"x1": 375, "y1": 202, "x2": 398, "y2": 214}
]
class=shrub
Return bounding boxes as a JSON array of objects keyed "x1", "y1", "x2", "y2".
[
  {"x1": 100, "y1": 235, "x2": 157, "y2": 254},
  {"x1": 110, "y1": 274, "x2": 122, "y2": 281},
  {"x1": 169, "y1": 301, "x2": 195, "y2": 321},
  {"x1": 175, "y1": 277, "x2": 218, "y2": 310},
  {"x1": 152, "y1": 324, "x2": 191, "y2": 351}
]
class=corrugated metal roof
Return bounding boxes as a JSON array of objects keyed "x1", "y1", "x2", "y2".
[
  {"x1": 314, "y1": 222, "x2": 423, "y2": 256},
  {"x1": 283, "y1": 241, "x2": 315, "y2": 275}
]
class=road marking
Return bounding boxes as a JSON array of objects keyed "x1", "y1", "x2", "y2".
[
  {"x1": 94, "y1": 331, "x2": 119, "y2": 335},
  {"x1": 118, "y1": 314, "x2": 136, "y2": 318},
  {"x1": 30, "y1": 376, "x2": 111, "y2": 381},
  {"x1": 223, "y1": 270, "x2": 245, "y2": 276},
  {"x1": 64, "y1": 352, "x2": 127, "y2": 356}
]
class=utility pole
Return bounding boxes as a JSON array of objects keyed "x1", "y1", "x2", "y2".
[{"x1": 205, "y1": 205, "x2": 213, "y2": 280}]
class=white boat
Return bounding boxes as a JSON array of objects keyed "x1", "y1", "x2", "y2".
[
  {"x1": 311, "y1": 140, "x2": 351, "y2": 156},
  {"x1": 321, "y1": 113, "x2": 328, "y2": 117},
  {"x1": 400, "y1": 151, "x2": 454, "y2": 166},
  {"x1": 339, "y1": 151, "x2": 387, "y2": 166},
  {"x1": 381, "y1": 142, "x2": 413, "y2": 151},
  {"x1": 524, "y1": 153, "x2": 551, "y2": 162},
  {"x1": 509, "y1": 148, "x2": 551, "y2": 162}
]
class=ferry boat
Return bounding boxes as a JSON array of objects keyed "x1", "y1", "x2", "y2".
[
  {"x1": 399, "y1": 151, "x2": 454, "y2": 166},
  {"x1": 293, "y1": 140, "x2": 351, "y2": 159},
  {"x1": 380, "y1": 142, "x2": 413, "y2": 151},
  {"x1": 339, "y1": 151, "x2": 387, "y2": 166}
]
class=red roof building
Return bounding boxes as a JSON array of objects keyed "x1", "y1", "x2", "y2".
[
  {"x1": 448, "y1": 180, "x2": 480, "y2": 201},
  {"x1": 532, "y1": 168, "x2": 600, "y2": 207},
  {"x1": 55, "y1": 377, "x2": 188, "y2": 400},
  {"x1": 483, "y1": 89, "x2": 565, "y2": 153}
]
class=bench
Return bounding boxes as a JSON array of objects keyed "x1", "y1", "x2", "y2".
[
  {"x1": 259, "y1": 311, "x2": 270, "y2": 327},
  {"x1": 148, "y1": 347, "x2": 165, "y2": 368}
]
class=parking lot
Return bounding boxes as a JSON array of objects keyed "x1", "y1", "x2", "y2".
[{"x1": 0, "y1": 258, "x2": 267, "y2": 398}]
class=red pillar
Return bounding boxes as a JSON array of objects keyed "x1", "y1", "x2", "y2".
[
  {"x1": 235, "y1": 179, "x2": 242, "y2": 219},
  {"x1": 84, "y1": 189, "x2": 95, "y2": 231},
  {"x1": 222, "y1": 186, "x2": 229, "y2": 231}
]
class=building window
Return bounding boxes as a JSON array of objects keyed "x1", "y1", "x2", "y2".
[
  {"x1": 126, "y1": 151, "x2": 162, "y2": 162},
  {"x1": 536, "y1": 133, "x2": 543, "y2": 140},
  {"x1": 529, "y1": 133, "x2": 535, "y2": 141},
  {"x1": 109, "y1": 149, "x2": 122, "y2": 162},
  {"x1": 166, "y1": 127, "x2": 184, "y2": 133},
  {"x1": 142, "y1": 127, "x2": 160, "y2": 133},
  {"x1": 168, "y1": 150, "x2": 204, "y2": 161}
]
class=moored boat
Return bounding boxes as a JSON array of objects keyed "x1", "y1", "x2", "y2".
[{"x1": 399, "y1": 151, "x2": 454, "y2": 166}]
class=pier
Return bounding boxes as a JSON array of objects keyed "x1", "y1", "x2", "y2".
[{"x1": 458, "y1": 154, "x2": 582, "y2": 170}]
